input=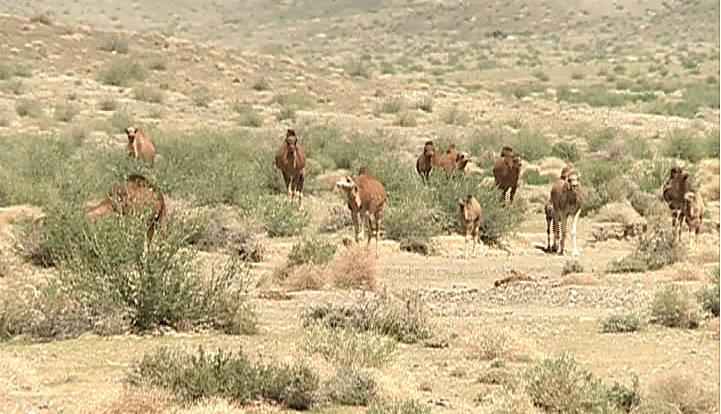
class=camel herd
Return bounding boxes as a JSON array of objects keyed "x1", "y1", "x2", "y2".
[{"x1": 79, "y1": 126, "x2": 705, "y2": 259}]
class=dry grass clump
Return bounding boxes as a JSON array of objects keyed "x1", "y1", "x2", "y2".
[
  {"x1": 593, "y1": 202, "x2": 644, "y2": 225},
  {"x1": 301, "y1": 323, "x2": 396, "y2": 368},
  {"x1": 648, "y1": 368, "x2": 719, "y2": 414},
  {"x1": 85, "y1": 387, "x2": 178, "y2": 414},
  {"x1": 0, "y1": 354, "x2": 38, "y2": 394},
  {"x1": 464, "y1": 326, "x2": 536, "y2": 363},
  {"x1": 479, "y1": 386, "x2": 543, "y2": 414},
  {"x1": 282, "y1": 263, "x2": 330, "y2": 291},
  {"x1": 332, "y1": 244, "x2": 380, "y2": 290}
]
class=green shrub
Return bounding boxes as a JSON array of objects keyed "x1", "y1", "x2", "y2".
[
  {"x1": 395, "y1": 110, "x2": 417, "y2": 127},
  {"x1": 1, "y1": 79, "x2": 24, "y2": 95},
  {"x1": 277, "y1": 107, "x2": 296, "y2": 121},
  {"x1": 147, "y1": 57, "x2": 167, "y2": 71},
  {"x1": 98, "y1": 96, "x2": 118, "y2": 111},
  {"x1": 586, "y1": 127, "x2": 617, "y2": 153},
  {"x1": 128, "y1": 345, "x2": 318, "y2": 410},
  {"x1": 99, "y1": 58, "x2": 146, "y2": 87},
  {"x1": 599, "y1": 313, "x2": 646, "y2": 333},
  {"x1": 577, "y1": 158, "x2": 630, "y2": 216},
  {"x1": 650, "y1": 285, "x2": 701, "y2": 329},
  {"x1": 302, "y1": 324, "x2": 396, "y2": 368},
  {"x1": 706, "y1": 128, "x2": 720, "y2": 158},
  {"x1": 662, "y1": 129, "x2": 706, "y2": 163},
  {"x1": 288, "y1": 237, "x2": 337, "y2": 267},
  {"x1": 326, "y1": 366, "x2": 377, "y2": 406},
  {"x1": 697, "y1": 267, "x2": 720, "y2": 317},
  {"x1": 235, "y1": 103, "x2": 263, "y2": 127},
  {"x1": 523, "y1": 169, "x2": 555, "y2": 185},
  {"x1": 53, "y1": 103, "x2": 79, "y2": 123},
  {"x1": 379, "y1": 97, "x2": 403, "y2": 114},
  {"x1": 551, "y1": 142, "x2": 581, "y2": 162},
  {"x1": 635, "y1": 157, "x2": 683, "y2": 193},
  {"x1": 15, "y1": 99, "x2": 43, "y2": 118},
  {"x1": 345, "y1": 57, "x2": 372, "y2": 78},
  {"x1": 511, "y1": 129, "x2": 552, "y2": 161},
  {"x1": 271, "y1": 92, "x2": 314, "y2": 110},
  {"x1": 365, "y1": 399, "x2": 431, "y2": 414},
  {"x1": 132, "y1": 84, "x2": 164, "y2": 103},
  {"x1": 416, "y1": 93, "x2": 434, "y2": 113},
  {"x1": 191, "y1": 86, "x2": 213, "y2": 107},
  {"x1": 439, "y1": 106, "x2": 471, "y2": 125},
  {"x1": 606, "y1": 375, "x2": 641, "y2": 413},
  {"x1": 109, "y1": 109, "x2": 134, "y2": 133},
  {"x1": 98, "y1": 35, "x2": 129, "y2": 54},
  {"x1": 606, "y1": 223, "x2": 685, "y2": 273},
  {"x1": 303, "y1": 288, "x2": 433, "y2": 344},
  {"x1": 562, "y1": 259, "x2": 584, "y2": 275},
  {"x1": 252, "y1": 77, "x2": 270, "y2": 91},
  {"x1": 263, "y1": 199, "x2": 310, "y2": 237},
  {"x1": 525, "y1": 353, "x2": 618, "y2": 414}
]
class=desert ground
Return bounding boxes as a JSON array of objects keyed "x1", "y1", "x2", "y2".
[{"x1": 0, "y1": 1, "x2": 720, "y2": 413}]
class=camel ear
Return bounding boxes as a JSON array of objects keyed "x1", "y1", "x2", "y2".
[{"x1": 576, "y1": 172, "x2": 581, "y2": 179}]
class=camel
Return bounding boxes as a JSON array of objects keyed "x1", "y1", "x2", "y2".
[
  {"x1": 437, "y1": 143, "x2": 460, "y2": 174},
  {"x1": 683, "y1": 191, "x2": 704, "y2": 238},
  {"x1": 125, "y1": 126, "x2": 156, "y2": 161},
  {"x1": 549, "y1": 168, "x2": 584, "y2": 256},
  {"x1": 335, "y1": 171, "x2": 386, "y2": 256},
  {"x1": 493, "y1": 146, "x2": 522, "y2": 205},
  {"x1": 459, "y1": 195, "x2": 481, "y2": 258},
  {"x1": 416, "y1": 140, "x2": 440, "y2": 183},
  {"x1": 662, "y1": 166, "x2": 692, "y2": 242},
  {"x1": 544, "y1": 166, "x2": 572, "y2": 251},
  {"x1": 86, "y1": 174, "x2": 167, "y2": 247},
  {"x1": 274, "y1": 128, "x2": 306, "y2": 207}
]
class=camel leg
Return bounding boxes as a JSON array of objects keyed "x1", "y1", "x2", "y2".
[
  {"x1": 546, "y1": 217, "x2": 552, "y2": 252},
  {"x1": 509, "y1": 186, "x2": 517, "y2": 204},
  {"x1": 283, "y1": 172, "x2": 292, "y2": 200},
  {"x1": 571, "y1": 208, "x2": 581, "y2": 256},
  {"x1": 374, "y1": 212, "x2": 382, "y2": 256},
  {"x1": 559, "y1": 215, "x2": 568, "y2": 256},
  {"x1": 296, "y1": 169, "x2": 305, "y2": 208},
  {"x1": 352, "y1": 210, "x2": 360, "y2": 244},
  {"x1": 364, "y1": 212, "x2": 372, "y2": 247},
  {"x1": 463, "y1": 226, "x2": 469, "y2": 258},
  {"x1": 552, "y1": 213, "x2": 560, "y2": 253}
]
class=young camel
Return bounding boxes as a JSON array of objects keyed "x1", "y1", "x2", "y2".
[
  {"x1": 458, "y1": 195, "x2": 481, "y2": 258},
  {"x1": 274, "y1": 128, "x2": 306, "y2": 207},
  {"x1": 416, "y1": 140, "x2": 440, "y2": 183},
  {"x1": 335, "y1": 171, "x2": 386, "y2": 256},
  {"x1": 493, "y1": 146, "x2": 522, "y2": 205},
  {"x1": 662, "y1": 166, "x2": 691, "y2": 242},
  {"x1": 437, "y1": 143, "x2": 460, "y2": 174},
  {"x1": 544, "y1": 166, "x2": 571, "y2": 252},
  {"x1": 550, "y1": 168, "x2": 584, "y2": 256},
  {"x1": 683, "y1": 191, "x2": 704, "y2": 238},
  {"x1": 86, "y1": 174, "x2": 167, "y2": 247},
  {"x1": 125, "y1": 126, "x2": 156, "y2": 161}
]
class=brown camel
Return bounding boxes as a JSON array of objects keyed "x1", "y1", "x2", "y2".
[
  {"x1": 335, "y1": 171, "x2": 386, "y2": 256},
  {"x1": 493, "y1": 146, "x2": 522, "y2": 205},
  {"x1": 274, "y1": 128, "x2": 306, "y2": 207},
  {"x1": 459, "y1": 195, "x2": 481, "y2": 258},
  {"x1": 550, "y1": 168, "x2": 584, "y2": 256}
]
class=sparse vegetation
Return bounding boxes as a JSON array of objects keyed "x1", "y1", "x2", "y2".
[
  {"x1": 607, "y1": 223, "x2": 685, "y2": 273},
  {"x1": 191, "y1": 85, "x2": 213, "y2": 107},
  {"x1": 53, "y1": 103, "x2": 79, "y2": 123},
  {"x1": 599, "y1": 313, "x2": 646, "y2": 333},
  {"x1": 562, "y1": 259, "x2": 584, "y2": 275},
  {"x1": 98, "y1": 35, "x2": 129, "y2": 54},
  {"x1": 100, "y1": 58, "x2": 146, "y2": 86},
  {"x1": 326, "y1": 366, "x2": 378, "y2": 406},
  {"x1": 252, "y1": 77, "x2": 270, "y2": 91},
  {"x1": 650, "y1": 285, "x2": 701, "y2": 329},
  {"x1": 287, "y1": 237, "x2": 337, "y2": 267},
  {"x1": 15, "y1": 99, "x2": 43, "y2": 118},
  {"x1": 697, "y1": 267, "x2": 720, "y2": 317},
  {"x1": 132, "y1": 84, "x2": 164, "y2": 103},
  {"x1": 234, "y1": 102, "x2": 264, "y2": 127},
  {"x1": 128, "y1": 345, "x2": 318, "y2": 410},
  {"x1": 302, "y1": 324, "x2": 396, "y2": 368}
]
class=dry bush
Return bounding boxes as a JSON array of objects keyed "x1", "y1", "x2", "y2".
[
  {"x1": 282, "y1": 263, "x2": 330, "y2": 291},
  {"x1": 0, "y1": 354, "x2": 38, "y2": 394},
  {"x1": 464, "y1": 326, "x2": 536, "y2": 363},
  {"x1": 559, "y1": 273, "x2": 602, "y2": 287},
  {"x1": 480, "y1": 386, "x2": 543, "y2": 414},
  {"x1": 594, "y1": 202, "x2": 644, "y2": 225},
  {"x1": 331, "y1": 244, "x2": 379, "y2": 290},
  {"x1": 630, "y1": 399, "x2": 683, "y2": 414},
  {"x1": 192, "y1": 207, "x2": 266, "y2": 262},
  {"x1": 649, "y1": 368, "x2": 719, "y2": 414},
  {"x1": 87, "y1": 387, "x2": 178, "y2": 414},
  {"x1": 301, "y1": 323, "x2": 396, "y2": 368}
]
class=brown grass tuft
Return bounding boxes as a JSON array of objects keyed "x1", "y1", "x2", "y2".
[
  {"x1": 558, "y1": 272, "x2": 602, "y2": 286},
  {"x1": 282, "y1": 264, "x2": 330, "y2": 291},
  {"x1": 649, "y1": 368, "x2": 719, "y2": 414},
  {"x1": 464, "y1": 326, "x2": 536, "y2": 363},
  {"x1": 85, "y1": 387, "x2": 178, "y2": 414},
  {"x1": 331, "y1": 244, "x2": 379, "y2": 290}
]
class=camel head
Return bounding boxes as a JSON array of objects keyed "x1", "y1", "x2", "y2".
[
  {"x1": 560, "y1": 166, "x2": 571, "y2": 180},
  {"x1": 423, "y1": 140, "x2": 435, "y2": 157},
  {"x1": 446, "y1": 143, "x2": 457, "y2": 154},
  {"x1": 358, "y1": 166, "x2": 370, "y2": 175},
  {"x1": 511, "y1": 154, "x2": 522, "y2": 169},
  {"x1": 566, "y1": 170, "x2": 581, "y2": 189},
  {"x1": 285, "y1": 129, "x2": 299, "y2": 153},
  {"x1": 683, "y1": 192, "x2": 696, "y2": 202},
  {"x1": 336, "y1": 175, "x2": 361, "y2": 208},
  {"x1": 669, "y1": 166, "x2": 684, "y2": 180},
  {"x1": 500, "y1": 146, "x2": 514, "y2": 158},
  {"x1": 125, "y1": 126, "x2": 138, "y2": 142}
]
